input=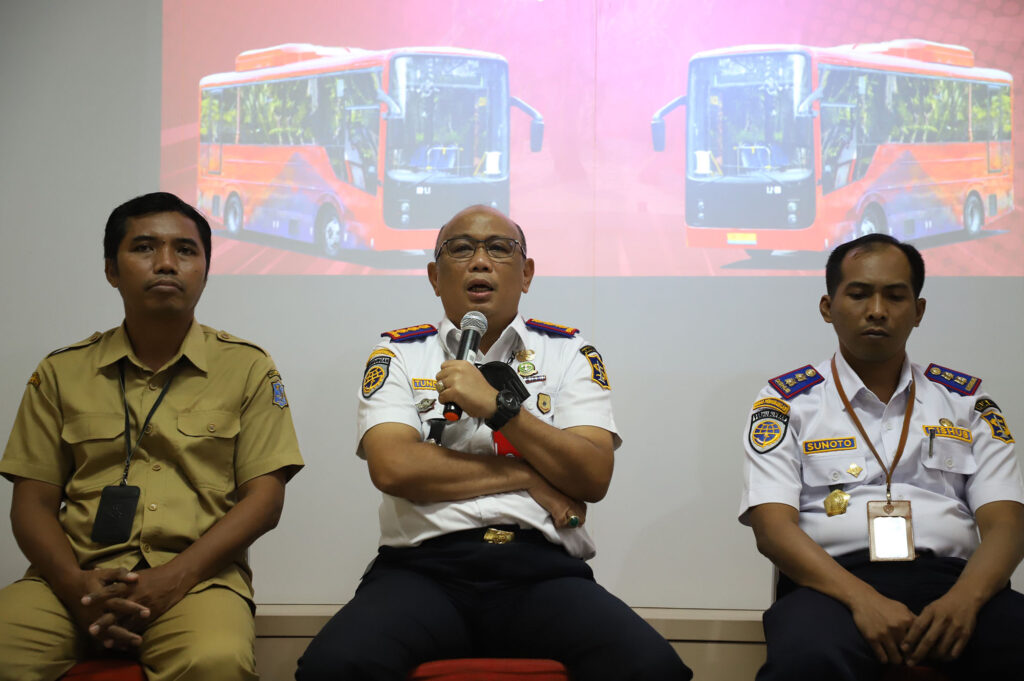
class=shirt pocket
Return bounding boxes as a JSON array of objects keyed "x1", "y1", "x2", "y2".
[
  {"x1": 802, "y1": 451, "x2": 869, "y2": 489},
  {"x1": 61, "y1": 413, "x2": 126, "y2": 491},
  {"x1": 920, "y1": 437, "x2": 977, "y2": 476},
  {"x1": 176, "y1": 410, "x2": 240, "y2": 491}
]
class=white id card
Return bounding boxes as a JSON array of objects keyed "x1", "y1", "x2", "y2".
[{"x1": 867, "y1": 500, "x2": 916, "y2": 561}]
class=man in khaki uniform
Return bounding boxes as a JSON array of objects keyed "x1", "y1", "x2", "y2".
[{"x1": 0, "y1": 192, "x2": 304, "y2": 681}]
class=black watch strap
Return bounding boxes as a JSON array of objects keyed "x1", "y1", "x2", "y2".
[{"x1": 486, "y1": 389, "x2": 521, "y2": 431}]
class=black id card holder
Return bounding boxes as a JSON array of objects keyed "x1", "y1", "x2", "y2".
[{"x1": 91, "y1": 484, "x2": 140, "y2": 544}]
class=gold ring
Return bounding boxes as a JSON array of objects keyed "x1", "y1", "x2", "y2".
[
  {"x1": 568, "y1": 514, "x2": 580, "y2": 528},
  {"x1": 436, "y1": 380, "x2": 445, "y2": 392}
]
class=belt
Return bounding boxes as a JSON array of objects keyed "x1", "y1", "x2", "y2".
[{"x1": 424, "y1": 524, "x2": 552, "y2": 547}]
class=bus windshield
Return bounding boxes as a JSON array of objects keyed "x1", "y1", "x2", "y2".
[
  {"x1": 687, "y1": 52, "x2": 813, "y2": 178},
  {"x1": 387, "y1": 55, "x2": 509, "y2": 180}
]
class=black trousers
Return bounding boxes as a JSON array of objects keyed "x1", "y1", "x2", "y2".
[
  {"x1": 757, "y1": 550, "x2": 1024, "y2": 681},
  {"x1": 295, "y1": 529, "x2": 690, "y2": 681}
]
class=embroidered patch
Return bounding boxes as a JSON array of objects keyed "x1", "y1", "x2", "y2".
[
  {"x1": 525, "y1": 319, "x2": 579, "y2": 338},
  {"x1": 974, "y1": 398, "x2": 1000, "y2": 414},
  {"x1": 537, "y1": 393, "x2": 551, "y2": 414},
  {"x1": 367, "y1": 348, "x2": 396, "y2": 361},
  {"x1": 922, "y1": 425, "x2": 972, "y2": 443},
  {"x1": 381, "y1": 324, "x2": 437, "y2": 342},
  {"x1": 27, "y1": 372, "x2": 40, "y2": 388},
  {"x1": 753, "y1": 397, "x2": 790, "y2": 415},
  {"x1": 271, "y1": 381, "x2": 288, "y2": 408},
  {"x1": 411, "y1": 378, "x2": 438, "y2": 391},
  {"x1": 749, "y1": 403, "x2": 790, "y2": 454},
  {"x1": 924, "y1": 363, "x2": 980, "y2": 396},
  {"x1": 981, "y1": 412, "x2": 1014, "y2": 443},
  {"x1": 578, "y1": 345, "x2": 610, "y2": 390},
  {"x1": 768, "y1": 365, "x2": 823, "y2": 400},
  {"x1": 362, "y1": 356, "x2": 391, "y2": 399},
  {"x1": 802, "y1": 437, "x2": 857, "y2": 455}
]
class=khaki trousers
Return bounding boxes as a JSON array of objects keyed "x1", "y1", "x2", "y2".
[{"x1": 0, "y1": 578, "x2": 257, "y2": 681}]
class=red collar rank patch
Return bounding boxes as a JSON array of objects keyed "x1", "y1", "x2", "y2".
[
  {"x1": 768, "y1": 365, "x2": 823, "y2": 400},
  {"x1": 925, "y1": 363, "x2": 981, "y2": 396},
  {"x1": 579, "y1": 345, "x2": 610, "y2": 390},
  {"x1": 382, "y1": 324, "x2": 437, "y2": 342},
  {"x1": 525, "y1": 319, "x2": 579, "y2": 338}
]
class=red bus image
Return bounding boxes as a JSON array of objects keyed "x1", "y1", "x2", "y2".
[
  {"x1": 198, "y1": 43, "x2": 543, "y2": 258},
  {"x1": 652, "y1": 39, "x2": 1013, "y2": 255}
]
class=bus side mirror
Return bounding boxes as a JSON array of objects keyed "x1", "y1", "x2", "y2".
[
  {"x1": 530, "y1": 120, "x2": 544, "y2": 152},
  {"x1": 652, "y1": 119, "x2": 666, "y2": 152}
]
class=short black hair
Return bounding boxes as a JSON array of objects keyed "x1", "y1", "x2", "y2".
[
  {"x1": 104, "y1": 192, "x2": 212, "y2": 273},
  {"x1": 825, "y1": 234, "x2": 925, "y2": 298}
]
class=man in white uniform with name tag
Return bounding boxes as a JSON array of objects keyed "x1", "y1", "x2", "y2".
[
  {"x1": 296, "y1": 205, "x2": 689, "y2": 681},
  {"x1": 739, "y1": 234, "x2": 1024, "y2": 680}
]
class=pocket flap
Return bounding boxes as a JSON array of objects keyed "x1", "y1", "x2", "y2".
[
  {"x1": 177, "y1": 411, "x2": 240, "y2": 439},
  {"x1": 61, "y1": 413, "x2": 124, "y2": 444},
  {"x1": 920, "y1": 437, "x2": 977, "y2": 475},
  {"x1": 802, "y1": 452, "x2": 868, "y2": 487}
]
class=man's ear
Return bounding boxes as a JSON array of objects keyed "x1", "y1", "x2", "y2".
[
  {"x1": 819, "y1": 294, "x2": 833, "y2": 324},
  {"x1": 914, "y1": 297, "x2": 926, "y2": 327},
  {"x1": 521, "y1": 258, "x2": 535, "y2": 293},
  {"x1": 104, "y1": 258, "x2": 119, "y2": 289},
  {"x1": 427, "y1": 261, "x2": 441, "y2": 297}
]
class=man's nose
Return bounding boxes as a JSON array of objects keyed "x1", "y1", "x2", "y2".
[
  {"x1": 153, "y1": 245, "x2": 178, "y2": 272},
  {"x1": 467, "y1": 244, "x2": 494, "y2": 270},
  {"x1": 866, "y1": 294, "x2": 887, "y2": 319}
]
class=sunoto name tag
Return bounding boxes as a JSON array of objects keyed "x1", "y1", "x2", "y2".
[{"x1": 867, "y1": 500, "x2": 915, "y2": 561}]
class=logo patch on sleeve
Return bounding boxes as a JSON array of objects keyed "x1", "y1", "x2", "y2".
[
  {"x1": 271, "y1": 381, "x2": 288, "y2": 408},
  {"x1": 362, "y1": 356, "x2": 391, "y2": 399},
  {"x1": 578, "y1": 345, "x2": 610, "y2": 390},
  {"x1": 981, "y1": 412, "x2": 1014, "y2": 443},
  {"x1": 27, "y1": 372, "x2": 40, "y2": 388},
  {"x1": 749, "y1": 399, "x2": 790, "y2": 454},
  {"x1": 925, "y1": 363, "x2": 980, "y2": 396},
  {"x1": 974, "y1": 398, "x2": 1000, "y2": 414}
]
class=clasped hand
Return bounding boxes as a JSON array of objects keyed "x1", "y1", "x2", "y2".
[
  {"x1": 853, "y1": 590, "x2": 978, "y2": 666},
  {"x1": 77, "y1": 564, "x2": 188, "y2": 650}
]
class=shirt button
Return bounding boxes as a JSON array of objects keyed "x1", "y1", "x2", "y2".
[
  {"x1": 152, "y1": 463, "x2": 161, "y2": 471},
  {"x1": 885, "y1": 422, "x2": 893, "y2": 431},
  {"x1": 207, "y1": 423, "x2": 216, "y2": 433},
  {"x1": 148, "y1": 382, "x2": 159, "y2": 391},
  {"x1": 144, "y1": 424, "x2": 154, "y2": 435},
  {"x1": 945, "y1": 458, "x2": 954, "y2": 469},
  {"x1": 143, "y1": 543, "x2": 151, "y2": 553},
  {"x1": 831, "y1": 471, "x2": 840, "y2": 481},
  {"x1": 148, "y1": 503, "x2": 158, "y2": 511}
]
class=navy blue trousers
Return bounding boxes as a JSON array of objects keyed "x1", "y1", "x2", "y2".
[
  {"x1": 758, "y1": 551, "x2": 1024, "y2": 681},
  {"x1": 295, "y1": 529, "x2": 690, "y2": 681}
]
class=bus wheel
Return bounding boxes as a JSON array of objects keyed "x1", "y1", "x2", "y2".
[
  {"x1": 857, "y1": 204, "x2": 887, "y2": 237},
  {"x1": 316, "y1": 207, "x2": 346, "y2": 259},
  {"x1": 963, "y1": 194, "x2": 984, "y2": 234},
  {"x1": 224, "y1": 194, "x2": 243, "y2": 234}
]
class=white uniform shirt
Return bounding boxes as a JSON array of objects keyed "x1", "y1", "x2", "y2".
[
  {"x1": 739, "y1": 351, "x2": 1023, "y2": 559},
  {"x1": 357, "y1": 315, "x2": 621, "y2": 560}
]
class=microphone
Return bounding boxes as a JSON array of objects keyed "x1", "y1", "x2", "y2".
[{"x1": 443, "y1": 311, "x2": 488, "y2": 422}]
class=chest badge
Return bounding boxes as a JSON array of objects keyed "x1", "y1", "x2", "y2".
[
  {"x1": 517, "y1": 361, "x2": 538, "y2": 377},
  {"x1": 516, "y1": 349, "x2": 535, "y2": 362},
  {"x1": 537, "y1": 393, "x2": 551, "y2": 414},
  {"x1": 824, "y1": 488, "x2": 851, "y2": 516},
  {"x1": 416, "y1": 398, "x2": 436, "y2": 413}
]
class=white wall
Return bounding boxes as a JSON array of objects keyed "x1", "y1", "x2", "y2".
[{"x1": 0, "y1": 0, "x2": 1022, "y2": 610}]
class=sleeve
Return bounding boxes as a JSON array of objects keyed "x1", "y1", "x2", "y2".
[
  {"x1": 354, "y1": 342, "x2": 422, "y2": 459},
  {"x1": 738, "y1": 387, "x2": 805, "y2": 525},
  {"x1": 550, "y1": 336, "x2": 620, "y2": 448},
  {"x1": 964, "y1": 393, "x2": 1023, "y2": 512},
  {"x1": 0, "y1": 360, "x2": 70, "y2": 486},
  {"x1": 233, "y1": 353, "x2": 304, "y2": 485}
]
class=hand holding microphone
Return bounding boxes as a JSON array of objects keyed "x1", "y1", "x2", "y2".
[{"x1": 440, "y1": 311, "x2": 488, "y2": 422}]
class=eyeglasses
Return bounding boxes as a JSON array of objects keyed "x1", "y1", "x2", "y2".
[{"x1": 434, "y1": 236, "x2": 525, "y2": 261}]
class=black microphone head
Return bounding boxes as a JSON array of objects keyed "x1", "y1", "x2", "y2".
[{"x1": 460, "y1": 311, "x2": 488, "y2": 335}]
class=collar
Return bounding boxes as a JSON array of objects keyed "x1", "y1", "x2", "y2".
[
  {"x1": 438, "y1": 314, "x2": 527, "y2": 361},
  {"x1": 832, "y1": 349, "x2": 917, "y2": 405},
  {"x1": 97, "y1": 320, "x2": 208, "y2": 374}
]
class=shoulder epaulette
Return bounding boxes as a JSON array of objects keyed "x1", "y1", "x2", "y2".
[
  {"x1": 46, "y1": 332, "x2": 102, "y2": 358},
  {"x1": 768, "y1": 364, "x2": 823, "y2": 400},
  {"x1": 382, "y1": 324, "x2": 437, "y2": 342},
  {"x1": 525, "y1": 319, "x2": 579, "y2": 338},
  {"x1": 213, "y1": 329, "x2": 268, "y2": 355},
  {"x1": 925, "y1": 363, "x2": 981, "y2": 396}
]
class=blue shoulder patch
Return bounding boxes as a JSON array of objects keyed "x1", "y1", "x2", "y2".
[
  {"x1": 768, "y1": 365, "x2": 823, "y2": 400},
  {"x1": 925, "y1": 363, "x2": 981, "y2": 396},
  {"x1": 381, "y1": 324, "x2": 437, "y2": 343},
  {"x1": 525, "y1": 319, "x2": 579, "y2": 338}
]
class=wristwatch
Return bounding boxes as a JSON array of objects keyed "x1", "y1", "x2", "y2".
[{"x1": 485, "y1": 389, "x2": 522, "y2": 431}]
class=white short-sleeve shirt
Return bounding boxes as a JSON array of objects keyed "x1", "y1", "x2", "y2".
[
  {"x1": 357, "y1": 315, "x2": 620, "y2": 560},
  {"x1": 739, "y1": 351, "x2": 1023, "y2": 559}
]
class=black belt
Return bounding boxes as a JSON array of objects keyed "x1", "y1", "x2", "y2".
[{"x1": 423, "y1": 525, "x2": 552, "y2": 547}]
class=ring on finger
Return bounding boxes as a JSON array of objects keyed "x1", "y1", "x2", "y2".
[{"x1": 436, "y1": 380, "x2": 445, "y2": 392}]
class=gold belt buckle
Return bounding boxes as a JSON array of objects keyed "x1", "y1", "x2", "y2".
[{"x1": 483, "y1": 528, "x2": 514, "y2": 544}]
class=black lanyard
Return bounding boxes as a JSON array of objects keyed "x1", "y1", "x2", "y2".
[{"x1": 117, "y1": 360, "x2": 177, "y2": 486}]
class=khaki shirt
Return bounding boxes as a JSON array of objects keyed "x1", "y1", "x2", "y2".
[{"x1": 0, "y1": 322, "x2": 304, "y2": 603}]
